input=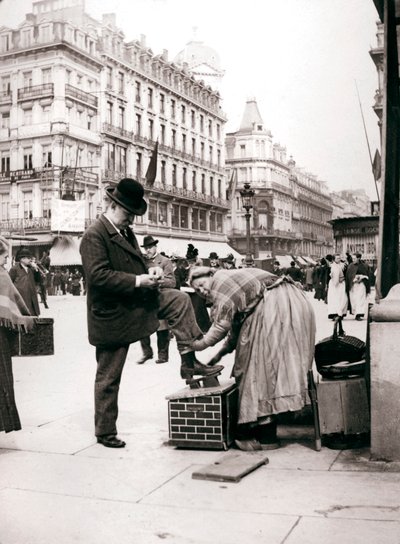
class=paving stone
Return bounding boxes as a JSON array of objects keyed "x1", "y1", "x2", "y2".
[
  {"x1": 0, "y1": 488, "x2": 297, "y2": 544},
  {"x1": 143, "y1": 465, "x2": 400, "y2": 521},
  {"x1": 286, "y1": 516, "x2": 400, "y2": 544}
]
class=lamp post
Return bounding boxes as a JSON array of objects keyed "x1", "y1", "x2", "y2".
[{"x1": 240, "y1": 182, "x2": 255, "y2": 267}]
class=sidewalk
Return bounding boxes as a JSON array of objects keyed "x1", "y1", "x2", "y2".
[{"x1": 1, "y1": 293, "x2": 399, "y2": 544}]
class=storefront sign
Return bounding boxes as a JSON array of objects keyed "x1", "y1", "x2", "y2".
[{"x1": 51, "y1": 199, "x2": 85, "y2": 232}]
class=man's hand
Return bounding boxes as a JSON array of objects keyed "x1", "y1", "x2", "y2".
[
  {"x1": 149, "y1": 266, "x2": 163, "y2": 280},
  {"x1": 138, "y1": 274, "x2": 160, "y2": 288}
]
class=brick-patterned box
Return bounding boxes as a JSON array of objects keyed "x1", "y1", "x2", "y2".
[{"x1": 166, "y1": 381, "x2": 238, "y2": 450}]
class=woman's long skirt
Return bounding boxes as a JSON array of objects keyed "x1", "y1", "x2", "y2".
[
  {"x1": 349, "y1": 283, "x2": 368, "y2": 316},
  {"x1": 0, "y1": 328, "x2": 21, "y2": 433},
  {"x1": 232, "y1": 283, "x2": 316, "y2": 424},
  {"x1": 327, "y1": 281, "x2": 348, "y2": 317}
]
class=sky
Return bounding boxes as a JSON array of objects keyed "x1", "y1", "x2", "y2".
[{"x1": 0, "y1": 0, "x2": 381, "y2": 198}]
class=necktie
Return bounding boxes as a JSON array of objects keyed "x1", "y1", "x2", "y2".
[{"x1": 120, "y1": 229, "x2": 130, "y2": 243}]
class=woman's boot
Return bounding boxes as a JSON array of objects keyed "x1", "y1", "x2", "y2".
[
  {"x1": 234, "y1": 423, "x2": 262, "y2": 451},
  {"x1": 255, "y1": 420, "x2": 281, "y2": 450}
]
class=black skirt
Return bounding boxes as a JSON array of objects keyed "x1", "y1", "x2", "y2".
[{"x1": 0, "y1": 327, "x2": 21, "y2": 433}]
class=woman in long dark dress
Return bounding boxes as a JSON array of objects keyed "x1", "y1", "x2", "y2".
[{"x1": 0, "y1": 236, "x2": 36, "y2": 433}]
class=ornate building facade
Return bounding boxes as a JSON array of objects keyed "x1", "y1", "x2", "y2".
[
  {"x1": 0, "y1": 0, "x2": 234, "y2": 260},
  {"x1": 225, "y1": 99, "x2": 334, "y2": 264}
]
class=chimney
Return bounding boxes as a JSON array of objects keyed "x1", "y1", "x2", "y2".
[
  {"x1": 162, "y1": 49, "x2": 168, "y2": 61},
  {"x1": 25, "y1": 13, "x2": 36, "y2": 23},
  {"x1": 140, "y1": 34, "x2": 146, "y2": 47},
  {"x1": 102, "y1": 13, "x2": 116, "y2": 27}
]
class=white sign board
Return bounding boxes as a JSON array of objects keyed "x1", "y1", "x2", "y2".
[{"x1": 51, "y1": 199, "x2": 85, "y2": 232}]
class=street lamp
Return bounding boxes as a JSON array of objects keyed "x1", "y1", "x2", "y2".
[{"x1": 240, "y1": 182, "x2": 255, "y2": 266}]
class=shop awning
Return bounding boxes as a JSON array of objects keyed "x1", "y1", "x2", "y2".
[
  {"x1": 274, "y1": 255, "x2": 293, "y2": 268},
  {"x1": 295, "y1": 256, "x2": 308, "y2": 266},
  {"x1": 11, "y1": 233, "x2": 55, "y2": 247},
  {"x1": 50, "y1": 236, "x2": 82, "y2": 266},
  {"x1": 303, "y1": 256, "x2": 317, "y2": 265},
  {"x1": 134, "y1": 235, "x2": 242, "y2": 260}
]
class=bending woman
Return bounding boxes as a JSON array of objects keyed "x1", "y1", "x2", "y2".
[
  {"x1": 189, "y1": 267, "x2": 316, "y2": 451},
  {"x1": 0, "y1": 236, "x2": 36, "y2": 433}
]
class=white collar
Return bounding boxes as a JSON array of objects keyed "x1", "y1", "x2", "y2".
[{"x1": 104, "y1": 214, "x2": 124, "y2": 237}]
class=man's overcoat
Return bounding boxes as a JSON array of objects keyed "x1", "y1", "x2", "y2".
[
  {"x1": 8, "y1": 263, "x2": 40, "y2": 316},
  {"x1": 80, "y1": 215, "x2": 159, "y2": 347}
]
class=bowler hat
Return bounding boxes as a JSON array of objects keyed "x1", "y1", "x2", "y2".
[
  {"x1": 209, "y1": 252, "x2": 219, "y2": 260},
  {"x1": 16, "y1": 248, "x2": 33, "y2": 260},
  {"x1": 141, "y1": 235, "x2": 158, "y2": 248},
  {"x1": 222, "y1": 253, "x2": 234, "y2": 263},
  {"x1": 105, "y1": 178, "x2": 147, "y2": 216}
]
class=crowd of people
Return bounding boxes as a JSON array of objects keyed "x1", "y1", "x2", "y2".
[
  {"x1": 1, "y1": 177, "x2": 373, "y2": 452},
  {"x1": 273, "y1": 254, "x2": 373, "y2": 321}
]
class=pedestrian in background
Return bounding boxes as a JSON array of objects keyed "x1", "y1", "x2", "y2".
[
  {"x1": 304, "y1": 265, "x2": 314, "y2": 292},
  {"x1": 345, "y1": 253, "x2": 370, "y2": 320},
  {"x1": 313, "y1": 258, "x2": 329, "y2": 301},
  {"x1": 9, "y1": 248, "x2": 40, "y2": 316},
  {"x1": 208, "y1": 252, "x2": 220, "y2": 270},
  {"x1": 71, "y1": 269, "x2": 82, "y2": 296},
  {"x1": 272, "y1": 261, "x2": 282, "y2": 276},
  {"x1": 327, "y1": 254, "x2": 348, "y2": 319},
  {"x1": 136, "y1": 236, "x2": 176, "y2": 365},
  {"x1": 0, "y1": 236, "x2": 36, "y2": 433},
  {"x1": 285, "y1": 261, "x2": 302, "y2": 283},
  {"x1": 32, "y1": 256, "x2": 49, "y2": 309},
  {"x1": 221, "y1": 254, "x2": 236, "y2": 269}
]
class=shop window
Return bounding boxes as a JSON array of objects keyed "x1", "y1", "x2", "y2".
[
  {"x1": 171, "y1": 203, "x2": 179, "y2": 228},
  {"x1": 180, "y1": 206, "x2": 188, "y2": 228},
  {"x1": 199, "y1": 209, "x2": 207, "y2": 231}
]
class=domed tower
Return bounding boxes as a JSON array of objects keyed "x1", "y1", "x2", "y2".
[{"x1": 174, "y1": 30, "x2": 224, "y2": 90}]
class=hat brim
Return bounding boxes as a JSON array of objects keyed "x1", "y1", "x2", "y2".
[
  {"x1": 106, "y1": 187, "x2": 147, "y2": 216},
  {"x1": 141, "y1": 241, "x2": 158, "y2": 248}
]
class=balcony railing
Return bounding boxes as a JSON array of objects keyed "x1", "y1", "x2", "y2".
[
  {"x1": 231, "y1": 227, "x2": 296, "y2": 239},
  {"x1": 0, "y1": 217, "x2": 51, "y2": 232},
  {"x1": 0, "y1": 91, "x2": 12, "y2": 104},
  {"x1": 102, "y1": 123, "x2": 134, "y2": 142},
  {"x1": 17, "y1": 83, "x2": 54, "y2": 101},
  {"x1": 65, "y1": 84, "x2": 98, "y2": 108},
  {"x1": 143, "y1": 181, "x2": 229, "y2": 208}
]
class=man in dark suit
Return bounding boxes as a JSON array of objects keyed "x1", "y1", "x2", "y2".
[
  {"x1": 136, "y1": 235, "x2": 175, "y2": 364},
  {"x1": 9, "y1": 248, "x2": 41, "y2": 316},
  {"x1": 80, "y1": 178, "x2": 221, "y2": 448}
]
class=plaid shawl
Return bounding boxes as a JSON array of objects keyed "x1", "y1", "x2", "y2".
[
  {"x1": 0, "y1": 267, "x2": 36, "y2": 331},
  {"x1": 209, "y1": 268, "x2": 277, "y2": 325}
]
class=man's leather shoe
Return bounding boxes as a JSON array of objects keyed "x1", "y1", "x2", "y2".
[
  {"x1": 97, "y1": 434, "x2": 126, "y2": 448},
  {"x1": 193, "y1": 360, "x2": 223, "y2": 376},
  {"x1": 155, "y1": 357, "x2": 168, "y2": 364},
  {"x1": 136, "y1": 352, "x2": 153, "y2": 365},
  {"x1": 181, "y1": 360, "x2": 223, "y2": 379}
]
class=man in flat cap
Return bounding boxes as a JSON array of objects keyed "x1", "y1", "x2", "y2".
[
  {"x1": 136, "y1": 235, "x2": 175, "y2": 365},
  {"x1": 80, "y1": 178, "x2": 222, "y2": 448}
]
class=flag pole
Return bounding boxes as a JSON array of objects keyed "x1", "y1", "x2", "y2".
[{"x1": 354, "y1": 80, "x2": 380, "y2": 202}]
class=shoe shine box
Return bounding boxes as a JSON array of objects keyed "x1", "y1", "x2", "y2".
[
  {"x1": 166, "y1": 381, "x2": 238, "y2": 450},
  {"x1": 11, "y1": 318, "x2": 54, "y2": 357}
]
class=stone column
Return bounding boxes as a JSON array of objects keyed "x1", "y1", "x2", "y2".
[{"x1": 369, "y1": 284, "x2": 400, "y2": 460}]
